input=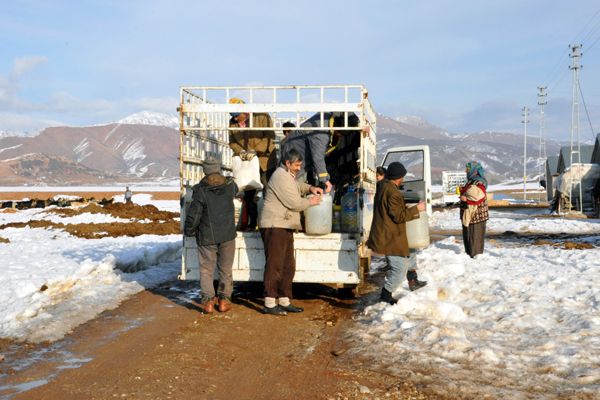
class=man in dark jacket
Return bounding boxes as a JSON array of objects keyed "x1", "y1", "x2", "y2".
[
  {"x1": 367, "y1": 162, "x2": 426, "y2": 304},
  {"x1": 184, "y1": 157, "x2": 238, "y2": 314}
]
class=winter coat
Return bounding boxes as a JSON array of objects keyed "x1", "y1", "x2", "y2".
[
  {"x1": 367, "y1": 179, "x2": 420, "y2": 256},
  {"x1": 229, "y1": 113, "x2": 275, "y2": 172},
  {"x1": 281, "y1": 112, "x2": 335, "y2": 184},
  {"x1": 460, "y1": 182, "x2": 489, "y2": 227},
  {"x1": 184, "y1": 174, "x2": 238, "y2": 246},
  {"x1": 259, "y1": 166, "x2": 312, "y2": 230}
]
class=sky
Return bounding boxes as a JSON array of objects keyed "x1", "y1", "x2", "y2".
[{"x1": 2, "y1": 0, "x2": 600, "y2": 141}]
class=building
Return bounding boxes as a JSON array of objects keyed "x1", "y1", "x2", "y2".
[{"x1": 555, "y1": 144, "x2": 599, "y2": 213}]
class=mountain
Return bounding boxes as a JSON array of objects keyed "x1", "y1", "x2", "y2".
[
  {"x1": 0, "y1": 112, "x2": 179, "y2": 185},
  {"x1": 0, "y1": 110, "x2": 565, "y2": 185},
  {"x1": 117, "y1": 111, "x2": 178, "y2": 129},
  {"x1": 0, "y1": 153, "x2": 118, "y2": 185},
  {"x1": 376, "y1": 114, "x2": 563, "y2": 183}
]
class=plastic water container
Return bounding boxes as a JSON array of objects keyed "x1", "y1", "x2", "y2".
[
  {"x1": 406, "y1": 209, "x2": 430, "y2": 249},
  {"x1": 332, "y1": 205, "x2": 342, "y2": 232},
  {"x1": 304, "y1": 194, "x2": 333, "y2": 235},
  {"x1": 341, "y1": 186, "x2": 359, "y2": 233}
]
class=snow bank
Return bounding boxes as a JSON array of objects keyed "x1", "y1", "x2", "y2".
[
  {"x1": 112, "y1": 193, "x2": 180, "y2": 212},
  {"x1": 0, "y1": 226, "x2": 181, "y2": 343},
  {"x1": 354, "y1": 238, "x2": 600, "y2": 397},
  {"x1": 430, "y1": 208, "x2": 600, "y2": 234}
]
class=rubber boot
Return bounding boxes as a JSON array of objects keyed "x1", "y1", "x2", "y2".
[
  {"x1": 407, "y1": 270, "x2": 427, "y2": 291},
  {"x1": 380, "y1": 288, "x2": 397, "y2": 305}
]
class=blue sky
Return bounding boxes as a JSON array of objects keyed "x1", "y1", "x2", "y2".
[{"x1": 2, "y1": 0, "x2": 600, "y2": 140}]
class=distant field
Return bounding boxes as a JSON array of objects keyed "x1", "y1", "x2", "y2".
[{"x1": 0, "y1": 191, "x2": 180, "y2": 201}]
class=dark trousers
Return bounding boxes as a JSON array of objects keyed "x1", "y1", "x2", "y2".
[
  {"x1": 198, "y1": 239, "x2": 235, "y2": 302},
  {"x1": 244, "y1": 190, "x2": 258, "y2": 229},
  {"x1": 462, "y1": 221, "x2": 486, "y2": 258},
  {"x1": 260, "y1": 228, "x2": 295, "y2": 299}
]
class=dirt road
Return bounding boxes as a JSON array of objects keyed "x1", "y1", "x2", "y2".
[{"x1": 1, "y1": 280, "x2": 434, "y2": 400}]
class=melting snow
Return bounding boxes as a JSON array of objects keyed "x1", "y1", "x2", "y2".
[{"x1": 353, "y1": 209, "x2": 600, "y2": 398}]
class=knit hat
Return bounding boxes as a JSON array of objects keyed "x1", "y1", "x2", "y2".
[
  {"x1": 203, "y1": 157, "x2": 221, "y2": 175},
  {"x1": 386, "y1": 162, "x2": 407, "y2": 180},
  {"x1": 229, "y1": 97, "x2": 245, "y2": 118}
]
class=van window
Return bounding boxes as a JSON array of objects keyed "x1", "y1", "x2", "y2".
[{"x1": 382, "y1": 150, "x2": 424, "y2": 182}]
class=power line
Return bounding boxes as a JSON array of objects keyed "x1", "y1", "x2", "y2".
[
  {"x1": 574, "y1": 7, "x2": 600, "y2": 44},
  {"x1": 544, "y1": 6, "x2": 600, "y2": 91},
  {"x1": 578, "y1": 79, "x2": 596, "y2": 141},
  {"x1": 586, "y1": 32, "x2": 600, "y2": 53}
]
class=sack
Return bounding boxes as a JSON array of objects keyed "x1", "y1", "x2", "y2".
[{"x1": 232, "y1": 155, "x2": 263, "y2": 191}]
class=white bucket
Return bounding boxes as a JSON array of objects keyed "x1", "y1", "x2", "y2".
[
  {"x1": 304, "y1": 194, "x2": 333, "y2": 235},
  {"x1": 406, "y1": 211, "x2": 430, "y2": 249}
]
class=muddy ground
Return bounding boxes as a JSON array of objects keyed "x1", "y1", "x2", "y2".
[{"x1": 0, "y1": 280, "x2": 442, "y2": 400}]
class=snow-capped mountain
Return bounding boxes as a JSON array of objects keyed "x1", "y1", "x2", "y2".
[
  {"x1": 117, "y1": 111, "x2": 178, "y2": 129},
  {"x1": 0, "y1": 129, "x2": 41, "y2": 139},
  {"x1": 0, "y1": 111, "x2": 566, "y2": 185},
  {"x1": 0, "y1": 121, "x2": 179, "y2": 185},
  {"x1": 377, "y1": 115, "x2": 564, "y2": 183}
]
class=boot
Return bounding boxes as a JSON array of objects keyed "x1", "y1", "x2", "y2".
[
  {"x1": 380, "y1": 288, "x2": 397, "y2": 305},
  {"x1": 200, "y1": 300, "x2": 214, "y2": 314},
  {"x1": 407, "y1": 270, "x2": 427, "y2": 291},
  {"x1": 218, "y1": 297, "x2": 232, "y2": 313}
]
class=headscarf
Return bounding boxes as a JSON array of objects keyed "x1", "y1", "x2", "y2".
[{"x1": 465, "y1": 161, "x2": 487, "y2": 189}]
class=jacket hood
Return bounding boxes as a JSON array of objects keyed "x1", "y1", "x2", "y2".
[{"x1": 200, "y1": 174, "x2": 233, "y2": 189}]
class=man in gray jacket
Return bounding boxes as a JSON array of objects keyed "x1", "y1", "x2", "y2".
[
  {"x1": 184, "y1": 157, "x2": 238, "y2": 314},
  {"x1": 259, "y1": 149, "x2": 323, "y2": 315}
]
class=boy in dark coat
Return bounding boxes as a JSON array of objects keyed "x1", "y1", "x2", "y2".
[{"x1": 184, "y1": 157, "x2": 238, "y2": 314}]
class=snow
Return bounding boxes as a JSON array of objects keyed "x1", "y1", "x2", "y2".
[
  {"x1": 0, "y1": 183, "x2": 179, "y2": 192},
  {"x1": 354, "y1": 209, "x2": 600, "y2": 398},
  {"x1": 430, "y1": 208, "x2": 600, "y2": 234},
  {"x1": 112, "y1": 193, "x2": 181, "y2": 213},
  {"x1": 0, "y1": 199, "x2": 182, "y2": 343},
  {"x1": 117, "y1": 111, "x2": 178, "y2": 129},
  {"x1": 0, "y1": 144, "x2": 23, "y2": 154}
]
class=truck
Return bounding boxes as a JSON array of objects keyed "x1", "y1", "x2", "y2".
[
  {"x1": 177, "y1": 85, "x2": 431, "y2": 293},
  {"x1": 441, "y1": 170, "x2": 467, "y2": 205}
]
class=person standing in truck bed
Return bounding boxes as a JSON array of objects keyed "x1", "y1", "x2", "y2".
[{"x1": 228, "y1": 97, "x2": 275, "y2": 231}]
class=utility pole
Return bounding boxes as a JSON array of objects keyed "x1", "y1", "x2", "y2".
[
  {"x1": 537, "y1": 86, "x2": 547, "y2": 202},
  {"x1": 568, "y1": 44, "x2": 583, "y2": 212},
  {"x1": 522, "y1": 106, "x2": 529, "y2": 201}
]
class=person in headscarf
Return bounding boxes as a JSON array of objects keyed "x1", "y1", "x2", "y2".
[{"x1": 459, "y1": 161, "x2": 489, "y2": 257}]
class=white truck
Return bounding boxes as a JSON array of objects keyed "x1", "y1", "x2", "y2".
[
  {"x1": 177, "y1": 85, "x2": 431, "y2": 292},
  {"x1": 441, "y1": 170, "x2": 467, "y2": 205}
]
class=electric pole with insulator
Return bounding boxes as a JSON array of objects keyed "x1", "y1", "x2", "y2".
[
  {"x1": 568, "y1": 44, "x2": 583, "y2": 212},
  {"x1": 537, "y1": 86, "x2": 547, "y2": 202},
  {"x1": 522, "y1": 106, "x2": 530, "y2": 201}
]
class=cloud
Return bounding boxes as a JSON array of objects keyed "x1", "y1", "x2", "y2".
[
  {"x1": 125, "y1": 96, "x2": 178, "y2": 114},
  {"x1": 0, "y1": 111, "x2": 63, "y2": 133},
  {"x1": 11, "y1": 56, "x2": 48, "y2": 78},
  {"x1": 1, "y1": 55, "x2": 48, "y2": 109}
]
